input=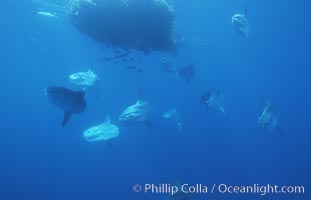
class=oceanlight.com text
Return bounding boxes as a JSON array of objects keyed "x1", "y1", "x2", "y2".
[{"x1": 217, "y1": 183, "x2": 305, "y2": 196}]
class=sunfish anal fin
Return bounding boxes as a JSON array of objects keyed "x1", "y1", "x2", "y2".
[
  {"x1": 62, "y1": 112, "x2": 72, "y2": 127},
  {"x1": 137, "y1": 89, "x2": 145, "y2": 103},
  {"x1": 276, "y1": 126, "x2": 284, "y2": 136},
  {"x1": 177, "y1": 123, "x2": 183, "y2": 131},
  {"x1": 146, "y1": 120, "x2": 153, "y2": 130},
  {"x1": 107, "y1": 140, "x2": 113, "y2": 150},
  {"x1": 187, "y1": 78, "x2": 191, "y2": 85},
  {"x1": 219, "y1": 107, "x2": 226, "y2": 114}
]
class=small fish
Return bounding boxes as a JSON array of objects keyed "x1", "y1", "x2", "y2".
[
  {"x1": 201, "y1": 88, "x2": 226, "y2": 114},
  {"x1": 136, "y1": 69, "x2": 142, "y2": 73},
  {"x1": 45, "y1": 86, "x2": 86, "y2": 127},
  {"x1": 115, "y1": 52, "x2": 130, "y2": 59},
  {"x1": 179, "y1": 64, "x2": 194, "y2": 85},
  {"x1": 103, "y1": 57, "x2": 114, "y2": 61},
  {"x1": 102, "y1": 45, "x2": 112, "y2": 50},
  {"x1": 126, "y1": 66, "x2": 136, "y2": 70},
  {"x1": 231, "y1": 4, "x2": 251, "y2": 38},
  {"x1": 37, "y1": 11, "x2": 58, "y2": 18}
]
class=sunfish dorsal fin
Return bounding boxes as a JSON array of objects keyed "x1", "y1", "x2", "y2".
[
  {"x1": 62, "y1": 112, "x2": 72, "y2": 127},
  {"x1": 137, "y1": 89, "x2": 145, "y2": 103},
  {"x1": 105, "y1": 114, "x2": 111, "y2": 124},
  {"x1": 136, "y1": 95, "x2": 145, "y2": 105},
  {"x1": 244, "y1": 4, "x2": 248, "y2": 17},
  {"x1": 259, "y1": 94, "x2": 272, "y2": 105},
  {"x1": 88, "y1": 67, "x2": 93, "y2": 73},
  {"x1": 136, "y1": 99, "x2": 143, "y2": 105},
  {"x1": 276, "y1": 126, "x2": 284, "y2": 136}
]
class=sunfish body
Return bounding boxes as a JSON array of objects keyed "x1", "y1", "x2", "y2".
[
  {"x1": 201, "y1": 88, "x2": 226, "y2": 114},
  {"x1": 45, "y1": 86, "x2": 86, "y2": 127},
  {"x1": 69, "y1": 68, "x2": 98, "y2": 87},
  {"x1": 83, "y1": 115, "x2": 120, "y2": 142},
  {"x1": 179, "y1": 64, "x2": 194, "y2": 84},
  {"x1": 119, "y1": 100, "x2": 154, "y2": 130},
  {"x1": 37, "y1": 11, "x2": 58, "y2": 18},
  {"x1": 231, "y1": 4, "x2": 251, "y2": 38},
  {"x1": 258, "y1": 100, "x2": 282, "y2": 135},
  {"x1": 160, "y1": 56, "x2": 179, "y2": 74},
  {"x1": 163, "y1": 109, "x2": 183, "y2": 131}
]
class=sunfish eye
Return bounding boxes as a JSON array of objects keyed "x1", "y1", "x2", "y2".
[{"x1": 72, "y1": 74, "x2": 81, "y2": 79}]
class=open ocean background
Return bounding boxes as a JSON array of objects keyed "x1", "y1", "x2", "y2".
[{"x1": 0, "y1": 0, "x2": 310, "y2": 199}]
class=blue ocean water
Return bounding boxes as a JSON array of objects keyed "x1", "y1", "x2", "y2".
[{"x1": 0, "y1": 0, "x2": 310, "y2": 200}]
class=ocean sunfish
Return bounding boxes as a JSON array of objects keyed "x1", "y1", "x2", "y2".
[
  {"x1": 178, "y1": 64, "x2": 194, "y2": 85},
  {"x1": 201, "y1": 88, "x2": 226, "y2": 114},
  {"x1": 69, "y1": 68, "x2": 100, "y2": 97},
  {"x1": 119, "y1": 99, "x2": 154, "y2": 130},
  {"x1": 160, "y1": 56, "x2": 179, "y2": 74},
  {"x1": 83, "y1": 115, "x2": 120, "y2": 144},
  {"x1": 69, "y1": 68, "x2": 99, "y2": 87},
  {"x1": 37, "y1": 11, "x2": 58, "y2": 18},
  {"x1": 163, "y1": 109, "x2": 183, "y2": 131},
  {"x1": 45, "y1": 86, "x2": 86, "y2": 127},
  {"x1": 231, "y1": 4, "x2": 251, "y2": 38},
  {"x1": 258, "y1": 99, "x2": 282, "y2": 135}
]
